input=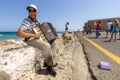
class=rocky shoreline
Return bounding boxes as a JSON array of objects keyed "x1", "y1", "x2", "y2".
[{"x1": 0, "y1": 32, "x2": 92, "y2": 80}]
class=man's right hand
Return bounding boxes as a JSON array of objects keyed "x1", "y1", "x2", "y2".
[
  {"x1": 34, "y1": 33, "x2": 40, "y2": 39},
  {"x1": 17, "y1": 28, "x2": 40, "y2": 39}
]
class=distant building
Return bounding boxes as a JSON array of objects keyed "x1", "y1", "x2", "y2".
[{"x1": 83, "y1": 17, "x2": 120, "y2": 32}]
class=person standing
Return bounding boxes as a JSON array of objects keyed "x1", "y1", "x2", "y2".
[
  {"x1": 95, "y1": 21, "x2": 101, "y2": 38},
  {"x1": 118, "y1": 29, "x2": 120, "y2": 40},
  {"x1": 65, "y1": 22, "x2": 69, "y2": 32},
  {"x1": 106, "y1": 20, "x2": 113, "y2": 38},
  {"x1": 17, "y1": 4, "x2": 57, "y2": 77},
  {"x1": 88, "y1": 25, "x2": 92, "y2": 34},
  {"x1": 116, "y1": 19, "x2": 120, "y2": 40},
  {"x1": 109, "y1": 20, "x2": 119, "y2": 42}
]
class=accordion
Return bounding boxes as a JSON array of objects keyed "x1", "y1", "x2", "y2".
[{"x1": 32, "y1": 22, "x2": 58, "y2": 43}]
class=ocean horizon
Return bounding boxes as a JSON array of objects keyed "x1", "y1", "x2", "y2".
[{"x1": 0, "y1": 31, "x2": 64, "y2": 42}]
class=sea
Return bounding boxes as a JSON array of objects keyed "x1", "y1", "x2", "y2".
[{"x1": 0, "y1": 31, "x2": 64, "y2": 42}]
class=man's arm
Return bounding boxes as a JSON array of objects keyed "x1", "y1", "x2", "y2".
[{"x1": 17, "y1": 28, "x2": 40, "y2": 39}]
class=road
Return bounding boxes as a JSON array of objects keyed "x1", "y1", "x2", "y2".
[{"x1": 76, "y1": 32, "x2": 120, "y2": 80}]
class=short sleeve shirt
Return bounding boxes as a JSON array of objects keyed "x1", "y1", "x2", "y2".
[
  {"x1": 107, "y1": 22, "x2": 112, "y2": 30},
  {"x1": 20, "y1": 17, "x2": 40, "y2": 33},
  {"x1": 96, "y1": 23, "x2": 101, "y2": 30}
]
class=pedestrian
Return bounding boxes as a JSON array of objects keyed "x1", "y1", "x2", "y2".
[
  {"x1": 17, "y1": 4, "x2": 57, "y2": 77},
  {"x1": 95, "y1": 21, "x2": 101, "y2": 38},
  {"x1": 65, "y1": 22, "x2": 69, "y2": 32},
  {"x1": 106, "y1": 20, "x2": 113, "y2": 38},
  {"x1": 88, "y1": 25, "x2": 92, "y2": 34},
  {"x1": 118, "y1": 29, "x2": 120, "y2": 40},
  {"x1": 116, "y1": 19, "x2": 120, "y2": 40},
  {"x1": 83, "y1": 27, "x2": 85, "y2": 36},
  {"x1": 109, "y1": 20, "x2": 119, "y2": 42}
]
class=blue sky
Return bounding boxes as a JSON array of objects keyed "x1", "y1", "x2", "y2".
[{"x1": 0, "y1": 0, "x2": 120, "y2": 32}]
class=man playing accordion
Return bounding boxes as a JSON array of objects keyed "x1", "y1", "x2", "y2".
[{"x1": 17, "y1": 4, "x2": 57, "y2": 77}]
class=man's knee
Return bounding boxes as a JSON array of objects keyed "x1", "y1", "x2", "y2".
[{"x1": 44, "y1": 42, "x2": 51, "y2": 49}]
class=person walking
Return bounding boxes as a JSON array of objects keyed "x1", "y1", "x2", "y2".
[
  {"x1": 17, "y1": 4, "x2": 57, "y2": 77},
  {"x1": 116, "y1": 19, "x2": 120, "y2": 40},
  {"x1": 109, "y1": 20, "x2": 119, "y2": 42},
  {"x1": 118, "y1": 29, "x2": 120, "y2": 40},
  {"x1": 95, "y1": 21, "x2": 101, "y2": 38},
  {"x1": 106, "y1": 20, "x2": 113, "y2": 38}
]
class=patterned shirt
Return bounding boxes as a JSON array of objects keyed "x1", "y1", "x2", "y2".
[{"x1": 20, "y1": 16, "x2": 40, "y2": 33}]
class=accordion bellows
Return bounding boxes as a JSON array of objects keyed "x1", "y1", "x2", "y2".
[{"x1": 33, "y1": 22, "x2": 58, "y2": 42}]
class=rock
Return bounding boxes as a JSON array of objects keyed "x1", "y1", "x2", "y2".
[
  {"x1": 0, "y1": 39, "x2": 40, "y2": 80},
  {"x1": 0, "y1": 71, "x2": 10, "y2": 80},
  {"x1": 0, "y1": 33, "x2": 92, "y2": 80},
  {"x1": 62, "y1": 32, "x2": 72, "y2": 40},
  {"x1": 62, "y1": 32, "x2": 75, "y2": 44}
]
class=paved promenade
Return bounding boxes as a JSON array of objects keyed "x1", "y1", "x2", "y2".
[{"x1": 76, "y1": 32, "x2": 120, "y2": 80}]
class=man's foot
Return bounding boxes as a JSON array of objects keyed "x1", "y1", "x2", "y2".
[
  {"x1": 35, "y1": 64, "x2": 41, "y2": 73},
  {"x1": 44, "y1": 62, "x2": 58, "y2": 67},
  {"x1": 47, "y1": 66, "x2": 57, "y2": 77}
]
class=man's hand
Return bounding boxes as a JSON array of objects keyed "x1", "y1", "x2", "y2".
[
  {"x1": 17, "y1": 28, "x2": 41, "y2": 39},
  {"x1": 34, "y1": 34, "x2": 40, "y2": 39}
]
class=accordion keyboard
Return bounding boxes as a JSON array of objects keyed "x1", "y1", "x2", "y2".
[{"x1": 32, "y1": 26, "x2": 48, "y2": 42}]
